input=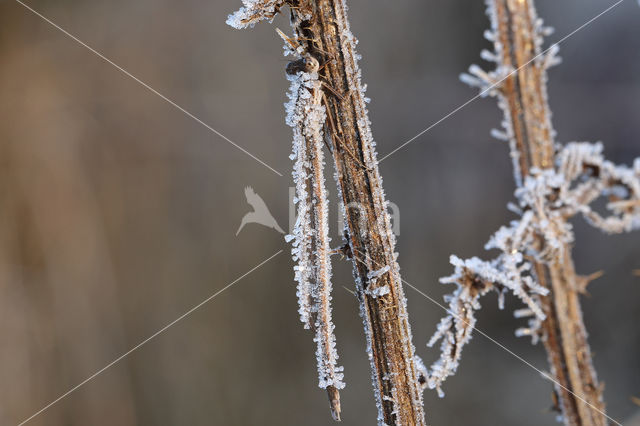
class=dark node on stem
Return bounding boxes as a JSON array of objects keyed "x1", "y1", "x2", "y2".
[
  {"x1": 583, "y1": 163, "x2": 601, "y2": 179},
  {"x1": 286, "y1": 55, "x2": 320, "y2": 75},
  {"x1": 417, "y1": 372, "x2": 427, "y2": 386},
  {"x1": 547, "y1": 187, "x2": 561, "y2": 203},
  {"x1": 468, "y1": 276, "x2": 488, "y2": 293}
]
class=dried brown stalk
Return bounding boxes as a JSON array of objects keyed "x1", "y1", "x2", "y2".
[
  {"x1": 492, "y1": 2, "x2": 605, "y2": 424},
  {"x1": 434, "y1": 0, "x2": 639, "y2": 425},
  {"x1": 286, "y1": 2, "x2": 425, "y2": 423},
  {"x1": 227, "y1": 1, "x2": 426, "y2": 424}
]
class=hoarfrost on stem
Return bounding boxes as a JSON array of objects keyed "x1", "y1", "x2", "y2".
[
  {"x1": 426, "y1": 253, "x2": 548, "y2": 397},
  {"x1": 285, "y1": 64, "x2": 345, "y2": 395},
  {"x1": 228, "y1": 1, "x2": 426, "y2": 423},
  {"x1": 426, "y1": 140, "x2": 640, "y2": 396},
  {"x1": 367, "y1": 265, "x2": 390, "y2": 283},
  {"x1": 229, "y1": 0, "x2": 347, "y2": 408},
  {"x1": 226, "y1": 0, "x2": 284, "y2": 29},
  {"x1": 428, "y1": 0, "x2": 640, "y2": 403}
]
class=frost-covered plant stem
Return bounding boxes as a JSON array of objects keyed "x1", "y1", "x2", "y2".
[
  {"x1": 286, "y1": 2, "x2": 425, "y2": 424},
  {"x1": 227, "y1": 1, "x2": 426, "y2": 424},
  {"x1": 429, "y1": 0, "x2": 638, "y2": 423},
  {"x1": 286, "y1": 69, "x2": 346, "y2": 419},
  {"x1": 488, "y1": 2, "x2": 605, "y2": 424},
  {"x1": 452, "y1": 1, "x2": 618, "y2": 424}
]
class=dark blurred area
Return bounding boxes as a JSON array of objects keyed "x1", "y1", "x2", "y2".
[{"x1": 0, "y1": 0, "x2": 638, "y2": 425}]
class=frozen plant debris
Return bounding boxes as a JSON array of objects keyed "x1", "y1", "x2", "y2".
[
  {"x1": 367, "y1": 265, "x2": 390, "y2": 283},
  {"x1": 286, "y1": 60, "x2": 345, "y2": 394},
  {"x1": 226, "y1": 0, "x2": 285, "y2": 29},
  {"x1": 555, "y1": 142, "x2": 640, "y2": 234},
  {"x1": 366, "y1": 284, "x2": 390, "y2": 298},
  {"x1": 426, "y1": 253, "x2": 547, "y2": 396},
  {"x1": 426, "y1": 142, "x2": 640, "y2": 396},
  {"x1": 461, "y1": 0, "x2": 560, "y2": 186}
]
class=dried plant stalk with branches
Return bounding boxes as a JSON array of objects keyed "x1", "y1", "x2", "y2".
[
  {"x1": 427, "y1": 1, "x2": 640, "y2": 425},
  {"x1": 228, "y1": 1, "x2": 426, "y2": 424}
]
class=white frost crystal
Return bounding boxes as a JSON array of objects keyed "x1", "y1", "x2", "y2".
[
  {"x1": 367, "y1": 265, "x2": 390, "y2": 283},
  {"x1": 426, "y1": 252, "x2": 548, "y2": 397},
  {"x1": 286, "y1": 63, "x2": 344, "y2": 391},
  {"x1": 427, "y1": 140, "x2": 640, "y2": 396},
  {"x1": 226, "y1": 0, "x2": 284, "y2": 29}
]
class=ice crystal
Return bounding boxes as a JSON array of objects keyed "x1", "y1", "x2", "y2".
[
  {"x1": 366, "y1": 284, "x2": 390, "y2": 298},
  {"x1": 510, "y1": 143, "x2": 640, "y2": 241},
  {"x1": 556, "y1": 142, "x2": 640, "y2": 234},
  {"x1": 367, "y1": 265, "x2": 390, "y2": 283},
  {"x1": 226, "y1": 0, "x2": 284, "y2": 29}
]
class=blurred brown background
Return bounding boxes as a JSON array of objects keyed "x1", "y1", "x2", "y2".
[{"x1": 0, "y1": 0, "x2": 639, "y2": 425}]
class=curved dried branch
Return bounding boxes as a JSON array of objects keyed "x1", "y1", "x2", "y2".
[
  {"x1": 427, "y1": 250, "x2": 548, "y2": 396},
  {"x1": 556, "y1": 143, "x2": 640, "y2": 234}
]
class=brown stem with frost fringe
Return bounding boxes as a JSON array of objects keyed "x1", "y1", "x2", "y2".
[
  {"x1": 493, "y1": 2, "x2": 605, "y2": 424},
  {"x1": 227, "y1": 1, "x2": 426, "y2": 424},
  {"x1": 288, "y1": 2, "x2": 425, "y2": 424},
  {"x1": 430, "y1": 0, "x2": 637, "y2": 424}
]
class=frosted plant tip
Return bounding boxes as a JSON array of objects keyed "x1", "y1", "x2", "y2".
[
  {"x1": 226, "y1": 0, "x2": 285, "y2": 29},
  {"x1": 327, "y1": 386, "x2": 342, "y2": 421}
]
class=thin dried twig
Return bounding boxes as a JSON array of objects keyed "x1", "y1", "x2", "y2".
[{"x1": 285, "y1": 63, "x2": 345, "y2": 419}]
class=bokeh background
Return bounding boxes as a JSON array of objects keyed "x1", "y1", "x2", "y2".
[{"x1": 0, "y1": 0, "x2": 639, "y2": 425}]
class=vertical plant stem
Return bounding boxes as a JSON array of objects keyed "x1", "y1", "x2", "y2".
[
  {"x1": 494, "y1": 1, "x2": 606, "y2": 424},
  {"x1": 289, "y1": 1, "x2": 426, "y2": 424}
]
